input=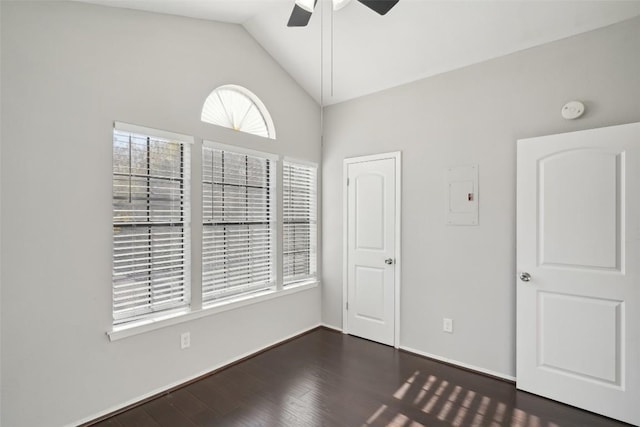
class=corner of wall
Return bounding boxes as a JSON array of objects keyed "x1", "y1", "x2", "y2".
[{"x1": 0, "y1": 0, "x2": 4, "y2": 422}]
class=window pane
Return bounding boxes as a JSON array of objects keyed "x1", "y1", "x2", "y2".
[
  {"x1": 202, "y1": 146, "x2": 274, "y2": 304},
  {"x1": 112, "y1": 127, "x2": 190, "y2": 325},
  {"x1": 201, "y1": 85, "x2": 274, "y2": 139},
  {"x1": 283, "y1": 161, "x2": 317, "y2": 285}
]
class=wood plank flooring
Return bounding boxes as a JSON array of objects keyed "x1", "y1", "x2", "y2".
[{"x1": 90, "y1": 328, "x2": 631, "y2": 427}]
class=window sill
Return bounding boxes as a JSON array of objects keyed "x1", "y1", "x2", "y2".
[{"x1": 107, "y1": 281, "x2": 319, "y2": 342}]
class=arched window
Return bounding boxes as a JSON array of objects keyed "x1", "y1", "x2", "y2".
[{"x1": 201, "y1": 85, "x2": 276, "y2": 139}]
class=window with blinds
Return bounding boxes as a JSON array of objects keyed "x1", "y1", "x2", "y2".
[
  {"x1": 283, "y1": 161, "x2": 317, "y2": 285},
  {"x1": 202, "y1": 144, "x2": 275, "y2": 303},
  {"x1": 112, "y1": 123, "x2": 191, "y2": 325}
]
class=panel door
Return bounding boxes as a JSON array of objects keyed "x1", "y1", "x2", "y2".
[
  {"x1": 346, "y1": 157, "x2": 396, "y2": 346},
  {"x1": 516, "y1": 122, "x2": 640, "y2": 425}
]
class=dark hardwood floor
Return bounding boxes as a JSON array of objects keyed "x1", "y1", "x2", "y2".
[{"x1": 90, "y1": 328, "x2": 631, "y2": 427}]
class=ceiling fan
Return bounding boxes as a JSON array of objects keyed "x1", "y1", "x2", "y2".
[{"x1": 287, "y1": 0, "x2": 399, "y2": 27}]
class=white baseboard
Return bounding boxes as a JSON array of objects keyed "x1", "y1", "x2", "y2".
[
  {"x1": 400, "y1": 345, "x2": 516, "y2": 382},
  {"x1": 70, "y1": 323, "x2": 322, "y2": 427},
  {"x1": 320, "y1": 323, "x2": 343, "y2": 333}
]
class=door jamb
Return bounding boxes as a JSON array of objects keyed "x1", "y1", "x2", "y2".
[{"x1": 342, "y1": 151, "x2": 402, "y2": 348}]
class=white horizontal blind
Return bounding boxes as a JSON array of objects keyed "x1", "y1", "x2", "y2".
[
  {"x1": 112, "y1": 125, "x2": 191, "y2": 325},
  {"x1": 283, "y1": 161, "x2": 317, "y2": 285},
  {"x1": 201, "y1": 86, "x2": 271, "y2": 139},
  {"x1": 202, "y1": 146, "x2": 274, "y2": 303}
]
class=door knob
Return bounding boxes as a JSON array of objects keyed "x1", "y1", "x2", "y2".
[
  {"x1": 519, "y1": 272, "x2": 531, "y2": 282},
  {"x1": 385, "y1": 258, "x2": 395, "y2": 265}
]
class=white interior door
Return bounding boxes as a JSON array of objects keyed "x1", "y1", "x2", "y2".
[
  {"x1": 344, "y1": 154, "x2": 399, "y2": 346},
  {"x1": 516, "y1": 122, "x2": 640, "y2": 425}
]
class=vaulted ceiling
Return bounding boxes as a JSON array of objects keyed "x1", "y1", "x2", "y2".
[{"x1": 78, "y1": 0, "x2": 640, "y2": 105}]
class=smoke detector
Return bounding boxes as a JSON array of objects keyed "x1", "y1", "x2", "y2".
[{"x1": 561, "y1": 101, "x2": 585, "y2": 120}]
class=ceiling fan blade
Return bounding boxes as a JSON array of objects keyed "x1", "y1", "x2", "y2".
[
  {"x1": 357, "y1": 0, "x2": 399, "y2": 15},
  {"x1": 287, "y1": 1, "x2": 317, "y2": 27}
]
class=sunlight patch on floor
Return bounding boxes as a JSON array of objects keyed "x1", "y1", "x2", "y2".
[
  {"x1": 363, "y1": 404, "x2": 388, "y2": 425},
  {"x1": 388, "y1": 413, "x2": 425, "y2": 427},
  {"x1": 358, "y1": 370, "x2": 568, "y2": 427}
]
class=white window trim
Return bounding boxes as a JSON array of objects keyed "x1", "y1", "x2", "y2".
[
  {"x1": 112, "y1": 121, "x2": 194, "y2": 325},
  {"x1": 282, "y1": 158, "x2": 318, "y2": 287},
  {"x1": 114, "y1": 121, "x2": 195, "y2": 145},
  {"x1": 201, "y1": 141, "x2": 277, "y2": 303},
  {"x1": 108, "y1": 281, "x2": 318, "y2": 341},
  {"x1": 203, "y1": 140, "x2": 279, "y2": 161},
  {"x1": 107, "y1": 132, "x2": 320, "y2": 341},
  {"x1": 283, "y1": 156, "x2": 318, "y2": 168}
]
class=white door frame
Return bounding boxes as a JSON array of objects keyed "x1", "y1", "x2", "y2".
[{"x1": 342, "y1": 151, "x2": 402, "y2": 348}]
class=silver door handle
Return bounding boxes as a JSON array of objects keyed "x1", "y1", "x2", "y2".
[
  {"x1": 519, "y1": 272, "x2": 531, "y2": 282},
  {"x1": 385, "y1": 258, "x2": 395, "y2": 265}
]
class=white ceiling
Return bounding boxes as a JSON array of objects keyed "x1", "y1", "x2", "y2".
[{"x1": 78, "y1": 0, "x2": 640, "y2": 105}]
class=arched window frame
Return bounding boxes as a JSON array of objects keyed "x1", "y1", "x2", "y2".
[{"x1": 201, "y1": 84, "x2": 276, "y2": 140}]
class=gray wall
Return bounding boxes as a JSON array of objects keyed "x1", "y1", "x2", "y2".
[
  {"x1": 0, "y1": 2, "x2": 321, "y2": 426},
  {"x1": 0, "y1": 1, "x2": 3, "y2": 422},
  {"x1": 322, "y1": 17, "x2": 640, "y2": 377}
]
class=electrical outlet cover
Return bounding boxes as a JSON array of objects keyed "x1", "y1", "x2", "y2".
[
  {"x1": 181, "y1": 332, "x2": 190, "y2": 349},
  {"x1": 443, "y1": 318, "x2": 453, "y2": 333}
]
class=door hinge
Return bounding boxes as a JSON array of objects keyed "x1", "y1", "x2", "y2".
[
  {"x1": 346, "y1": 301, "x2": 349, "y2": 310},
  {"x1": 347, "y1": 178, "x2": 350, "y2": 186}
]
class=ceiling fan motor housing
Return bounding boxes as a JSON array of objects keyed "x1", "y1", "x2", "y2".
[{"x1": 288, "y1": 0, "x2": 399, "y2": 27}]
